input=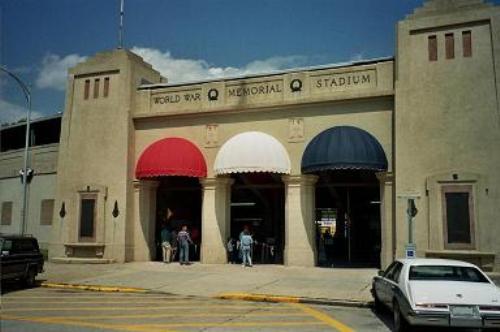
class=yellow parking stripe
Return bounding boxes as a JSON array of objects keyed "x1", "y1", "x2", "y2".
[
  {"x1": 2, "y1": 300, "x2": 219, "y2": 305},
  {"x1": 3, "y1": 312, "x2": 308, "y2": 321},
  {"x1": 1, "y1": 314, "x2": 177, "y2": 332},
  {"x1": 127, "y1": 321, "x2": 325, "y2": 328},
  {"x1": 292, "y1": 303, "x2": 354, "y2": 332},
  {"x1": 2, "y1": 304, "x2": 293, "y2": 312},
  {"x1": 2, "y1": 296, "x2": 186, "y2": 300}
]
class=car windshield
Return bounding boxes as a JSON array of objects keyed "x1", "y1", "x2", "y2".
[{"x1": 409, "y1": 265, "x2": 489, "y2": 283}]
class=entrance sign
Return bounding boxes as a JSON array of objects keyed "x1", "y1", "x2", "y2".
[{"x1": 141, "y1": 64, "x2": 383, "y2": 117}]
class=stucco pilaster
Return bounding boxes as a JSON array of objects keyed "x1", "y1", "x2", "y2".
[
  {"x1": 132, "y1": 180, "x2": 159, "y2": 261},
  {"x1": 376, "y1": 172, "x2": 394, "y2": 269},
  {"x1": 282, "y1": 174, "x2": 318, "y2": 267},
  {"x1": 200, "y1": 177, "x2": 234, "y2": 264}
]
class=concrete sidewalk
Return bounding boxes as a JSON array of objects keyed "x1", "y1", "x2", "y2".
[{"x1": 40, "y1": 262, "x2": 377, "y2": 304}]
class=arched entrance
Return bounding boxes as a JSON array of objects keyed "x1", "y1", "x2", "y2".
[
  {"x1": 214, "y1": 132, "x2": 290, "y2": 264},
  {"x1": 135, "y1": 137, "x2": 207, "y2": 262},
  {"x1": 302, "y1": 126, "x2": 388, "y2": 268}
]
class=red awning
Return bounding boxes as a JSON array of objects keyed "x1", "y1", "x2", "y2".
[{"x1": 135, "y1": 138, "x2": 207, "y2": 179}]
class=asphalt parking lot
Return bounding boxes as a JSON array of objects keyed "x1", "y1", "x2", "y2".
[
  {"x1": 2, "y1": 283, "x2": 498, "y2": 332},
  {"x1": 1, "y1": 286, "x2": 391, "y2": 332}
]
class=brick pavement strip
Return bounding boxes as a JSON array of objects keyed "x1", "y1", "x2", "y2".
[{"x1": 0, "y1": 287, "x2": 367, "y2": 332}]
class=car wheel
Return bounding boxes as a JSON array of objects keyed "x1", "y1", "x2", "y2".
[
  {"x1": 393, "y1": 300, "x2": 411, "y2": 332},
  {"x1": 24, "y1": 267, "x2": 37, "y2": 288}
]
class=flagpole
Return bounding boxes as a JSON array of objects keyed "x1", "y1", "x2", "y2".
[{"x1": 118, "y1": 0, "x2": 124, "y2": 49}]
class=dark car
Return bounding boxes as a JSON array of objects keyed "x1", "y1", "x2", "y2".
[{"x1": 0, "y1": 234, "x2": 44, "y2": 287}]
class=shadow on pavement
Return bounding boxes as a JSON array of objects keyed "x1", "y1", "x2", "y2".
[{"x1": 1, "y1": 279, "x2": 45, "y2": 295}]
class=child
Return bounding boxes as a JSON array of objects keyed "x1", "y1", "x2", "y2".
[{"x1": 227, "y1": 237, "x2": 236, "y2": 264}]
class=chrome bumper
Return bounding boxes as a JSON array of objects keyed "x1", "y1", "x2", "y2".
[{"x1": 407, "y1": 311, "x2": 500, "y2": 329}]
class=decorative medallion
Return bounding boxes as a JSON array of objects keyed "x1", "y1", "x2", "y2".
[
  {"x1": 205, "y1": 124, "x2": 219, "y2": 147},
  {"x1": 288, "y1": 118, "x2": 304, "y2": 142},
  {"x1": 290, "y1": 79, "x2": 303, "y2": 92},
  {"x1": 208, "y1": 88, "x2": 219, "y2": 101}
]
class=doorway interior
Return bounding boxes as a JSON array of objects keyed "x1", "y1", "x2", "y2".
[
  {"x1": 155, "y1": 177, "x2": 202, "y2": 262},
  {"x1": 315, "y1": 170, "x2": 381, "y2": 268},
  {"x1": 230, "y1": 173, "x2": 284, "y2": 264}
]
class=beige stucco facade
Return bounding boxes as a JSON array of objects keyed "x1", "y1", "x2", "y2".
[
  {"x1": 0, "y1": 144, "x2": 58, "y2": 250},
  {"x1": 395, "y1": 0, "x2": 500, "y2": 270},
  {"x1": 1, "y1": 0, "x2": 499, "y2": 271}
]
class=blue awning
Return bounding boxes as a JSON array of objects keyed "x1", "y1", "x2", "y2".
[{"x1": 301, "y1": 126, "x2": 388, "y2": 173}]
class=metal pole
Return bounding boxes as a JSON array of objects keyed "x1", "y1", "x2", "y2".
[
  {"x1": 407, "y1": 199, "x2": 413, "y2": 244},
  {"x1": 347, "y1": 188, "x2": 351, "y2": 263},
  {"x1": 118, "y1": 0, "x2": 124, "y2": 49},
  {"x1": 0, "y1": 66, "x2": 31, "y2": 235}
]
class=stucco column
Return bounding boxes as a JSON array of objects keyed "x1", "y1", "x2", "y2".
[
  {"x1": 282, "y1": 174, "x2": 318, "y2": 267},
  {"x1": 132, "y1": 180, "x2": 159, "y2": 261},
  {"x1": 376, "y1": 172, "x2": 394, "y2": 269},
  {"x1": 200, "y1": 177, "x2": 234, "y2": 264}
]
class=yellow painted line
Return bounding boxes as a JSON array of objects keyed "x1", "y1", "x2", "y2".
[
  {"x1": 2, "y1": 300, "x2": 215, "y2": 305},
  {"x1": 128, "y1": 321, "x2": 325, "y2": 328},
  {"x1": 2, "y1": 296, "x2": 184, "y2": 300},
  {"x1": 291, "y1": 303, "x2": 354, "y2": 332},
  {"x1": 217, "y1": 292, "x2": 301, "y2": 303},
  {"x1": 41, "y1": 282, "x2": 147, "y2": 293},
  {"x1": 1, "y1": 314, "x2": 178, "y2": 332},
  {"x1": 2, "y1": 304, "x2": 292, "y2": 312},
  {"x1": 8, "y1": 311, "x2": 308, "y2": 321}
]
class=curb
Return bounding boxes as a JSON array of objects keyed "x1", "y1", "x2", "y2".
[
  {"x1": 216, "y1": 292, "x2": 372, "y2": 308},
  {"x1": 40, "y1": 282, "x2": 372, "y2": 308},
  {"x1": 40, "y1": 282, "x2": 148, "y2": 293}
]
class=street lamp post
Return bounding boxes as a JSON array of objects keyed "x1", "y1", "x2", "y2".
[{"x1": 1, "y1": 66, "x2": 32, "y2": 235}]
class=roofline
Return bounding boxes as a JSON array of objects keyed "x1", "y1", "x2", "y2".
[
  {"x1": 138, "y1": 56, "x2": 394, "y2": 91},
  {"x1": 397, "y1": 258, "x2": 478, "y2": 267},
  {"x1": 1, "y1": 112, "x2": 63, "y2": 131}
]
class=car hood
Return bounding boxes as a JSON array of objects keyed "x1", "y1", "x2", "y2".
[{"x1": 409, "y1": 281, "x2": 500, "y2": 306}]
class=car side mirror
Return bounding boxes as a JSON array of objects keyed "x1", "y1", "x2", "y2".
[
  {"x1": 1, "y1": 250, "x2": 9, "y2": 256},
  {"x1": 377, "y1": 269, "x2": 384, "y2": 276}
]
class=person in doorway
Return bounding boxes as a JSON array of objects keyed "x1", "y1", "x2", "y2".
[
  {"x1": 160, "y1": 223, "x2": 172, "y2": 263},
  {"x1": 170, "y1": 229, "x2": 178, "y2": 261},
  {"x1": 227, "y1": 237, "x2": 237, "y2": 264},
  {"x1": 177, "y1": 225, "x2": 193, "y2": 265},
  {"x1": 323, "y1": 229, "x2": 335, "y2": 267},
  {"x1": 240, "y1": 230, "x2": 253, "y2": 267}
]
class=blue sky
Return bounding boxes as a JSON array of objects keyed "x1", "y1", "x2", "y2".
[{"x1": 1, "y1": 0, "x2": 498, "y2": 123}]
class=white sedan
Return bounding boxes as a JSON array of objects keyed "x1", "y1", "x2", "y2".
[{"x1": 371, "y1": 258, "x2": 500, "y2": 331}]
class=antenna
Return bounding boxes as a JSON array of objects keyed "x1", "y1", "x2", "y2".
[{"x1": 118, "y1": 0, "x2": 124, "y2": 49}]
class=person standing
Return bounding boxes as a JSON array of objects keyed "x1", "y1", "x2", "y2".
[
  {"x1": 170, "y1": 229, "x2": 178, "y2": 262},
  {"x1": 160, "y1": 224, "x2": 172, "y2": 263},
  {"x1": 240, "y1": 230, "x2": 253, "y2": 267},
  {"x1": 177, "y1": 225, "x2": 193, "y2": 265},
  {"x1": 227, "y1": 237, "x2": 237, "y2": 264}
]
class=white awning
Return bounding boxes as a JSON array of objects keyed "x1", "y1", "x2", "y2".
[{"x1": 214, "y1": 132, "x2": 291, "y2": 175}]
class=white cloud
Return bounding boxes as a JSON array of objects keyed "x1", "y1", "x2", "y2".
[
  {"x1": 31, "y1": 48, "x2": 310, "y2": 91},
  {"x1": 0, "y1": 99, "x2": 44, "y2": 125},
  {"x1": 350, "y1": 53, "x2": 364, "y2": 62},
  {"x1": 35, "y1": 53, "x2": 87, "y2": 91},
  {"x1": 131, "y1": 47, "x2": 309, "y2": 83}
]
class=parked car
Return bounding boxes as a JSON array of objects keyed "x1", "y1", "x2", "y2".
[
  {"x1": 372, "y1": 258, "x2": 500, "y2": 331},
  {"x1": 0, "y1": 234, "x2": 44, "y2": 287}
]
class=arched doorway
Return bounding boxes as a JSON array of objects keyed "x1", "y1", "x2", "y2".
[
  {"x1": 214, "y1": 132, "x2": 290, "y2": 264},
  {"x1": 302, "y1": 126, "x2": 388, "y2": 268},
  {"x1": 135, "y1": 137, "x2": 207, "y2": 262}
]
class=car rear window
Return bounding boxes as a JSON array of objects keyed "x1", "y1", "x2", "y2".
[{"x1": 409, "y1": 265, "x2": 489, "y2": 283}]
